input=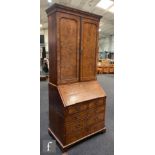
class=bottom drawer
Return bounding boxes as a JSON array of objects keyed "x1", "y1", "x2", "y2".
[
  {"x1": 85, "y1": 122, "x2": 104, "y2": 135},
  {"x1": 66, "y1": 131, "x2": 83, "y2": 144},
  {"x1": 65, "y1": 122, "x2": 104, "y2": 144},
  {"x1": 65, "y1": 121, "x2": 85, "y2": 134}
]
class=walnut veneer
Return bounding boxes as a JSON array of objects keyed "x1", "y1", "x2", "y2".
[{"x1": 46, "y1": 3, "x2": 106, "y2": 151}]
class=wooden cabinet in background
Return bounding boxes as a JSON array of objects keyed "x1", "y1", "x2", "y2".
[{"x1": 46, "y1": 3, "x2": 106, "y2": 151}]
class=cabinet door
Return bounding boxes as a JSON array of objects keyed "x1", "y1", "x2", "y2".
[
  {"x1": 57, "y1": 12, "x2": 80, "y2": 84},
  {"x1": 80, "y1": 18, "x2": 99, "y2": 81}
]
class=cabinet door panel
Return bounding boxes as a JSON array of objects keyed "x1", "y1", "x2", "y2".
[
  {"x1": 80, "y1": 18, "x2": 99, "y2": 81},
  {"x1": 57, "y1": 13, "x2": 80, "y2": 84}
]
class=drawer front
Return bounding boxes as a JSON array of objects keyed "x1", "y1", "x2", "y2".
[
  {"x1": 96, "y1": 112, "x2": 104, "y2": 121},
  {"x1": 65, "y1": 112, "x2": 105, "y2": 134},
  {"x1": 66, "y1": 97, "x2": 105, "y2": 115},
  {"x1": 94, "y1": 122, "x2": 104, "y2": 130},
  {"x1": 65, "y1": 121, "x2": 85, "y2": 134},
  {"x1": 65, "y1": 117, "x2": 105, "y2": 144},
  {"x1": 67, "y1": 106, "x2": 78, "y2": 114},
  {"x1": 65, "y1": 107, "x2": 101, "y2": 125},
  {"x1": 96, "y1": 105, "x2": 105, "y2": 113},
  {"x1": 66, "y1": 130, "x2": 83, "y2": 144},
  {"x1": 66, "y1": 122, "x2": 104, "y2": 144},
  {"x1": 65, "y1": 110, "x2": 86, "y2": 123},
  {"x1": 86, "y1": 112, "x2": 104, "y2": 126},
  {"x1": 66, "y1": 103, "x2": 88, "y2": 115},
  {"x1": 65, "y1": 98, "x2": 105, "y2": 125},
  {"x1": 80, "y1": 104, "x2": 88, "y2": 111},
  {"x1": 88, "y1": 100, "x2": 96, "y2": 108},
  {"x1": 97, "y1": 98, "x2": 104, "y2": 106},
  {"x1": 88, "y1": 98, "x2": 105, "y2": 108},
  {"x1": 64, "y1": 98, "x2": 106, "y2": 144},
  {"x1": 86, "y1": 117, "x2": 96, "y2": 126},
  {"x1": 86, "y1": 122, "x2": 104, "y2": 135},
  {"x1": 87, "y1": 108, "x2": 96, "y2": 117}
]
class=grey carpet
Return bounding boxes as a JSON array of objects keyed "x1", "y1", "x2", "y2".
[{"x1": 40, "y1": 74, "x2": 114, "y2": 155}]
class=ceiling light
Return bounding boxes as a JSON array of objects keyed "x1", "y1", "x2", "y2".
[
  {"x1": 109, "y1": 6, "x2": 114, "y2": 13},
  {"x1": 96, "y1": 0, "x2": 113, "y2": 10},
  {"x1": 99, "y1": 28, "x2": 101, "y2": 32},
  {"x1": 48, "y1": 0, "x2": 52, "y2": 2},
  {"x1": 40, "y1": 24, "x2": 42, "y2": 28}
]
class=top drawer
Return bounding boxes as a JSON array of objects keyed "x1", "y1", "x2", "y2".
[{"x1": 66, "y1": 97, "x2": 105, "y2": 115}]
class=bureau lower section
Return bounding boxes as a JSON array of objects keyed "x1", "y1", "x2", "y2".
[{"x1": 48, "y1": 81, "x2": 106, "y2": 149}]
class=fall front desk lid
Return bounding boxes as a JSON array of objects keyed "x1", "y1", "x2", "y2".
[{"x1": 57, "y1": 81, "x2": 106, "y2": 107}]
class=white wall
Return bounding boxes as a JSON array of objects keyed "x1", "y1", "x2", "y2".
[
  {"x1": 99, "y1": 35, "x2": 114, "y2": 52},
  {"x1": 109, "y1": 35, "x2": 114, "y2": 52}
]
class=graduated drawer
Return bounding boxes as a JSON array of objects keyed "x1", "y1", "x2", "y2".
[
  {"x1": 65, "y1": 112, "x2": 104, "y2": 133},
  {"x1": 65, "y1": 121, "x2": 104, "y2": 143},
  {"x1": 65, "y1": 103, "x2": 105, "y2": 125},
  {"x1": 88, "y1": 98, "x2": 105, "y2": 109},
  {"x1": 65, "y1": 110, "x2": 87, "y2": 123},
  {"x1": 66, "y1": 98, "x2": 105, "y2": 115},
  {"x1": 86, "y1": 112, "x2": 104, "y2": 126},
  {"x1": 66, "y1": 103, "x2": 88, "y2": 115},
  {"x1": 65, "y1": 120, "x2": 85, "y2": 134},
  {"x1": 85, "y1": 122, "x2": 104, "y2": 135},
  {"x1": 66, "y1": 130, "x2": 84, "y2": 144},
  {"x1": 96, "y1": 98, "x2": 105, "y2": 106},
  {"x1": 96, "y1": 105, "x2": 105, "y2": 113}
]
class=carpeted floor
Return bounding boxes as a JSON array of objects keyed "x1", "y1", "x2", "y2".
[{"x1": 40, "y1": 74, "x2": 114, "y2": 155}]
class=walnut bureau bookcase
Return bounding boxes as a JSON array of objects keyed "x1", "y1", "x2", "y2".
[{"x1": 46, "y1": 3, "x2": 107, "y2": 151}]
